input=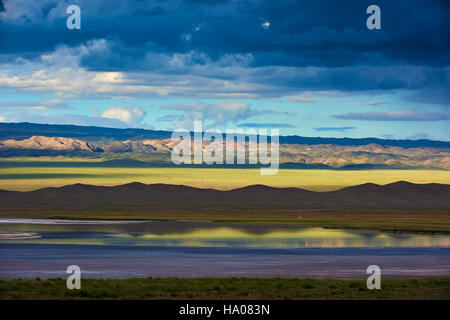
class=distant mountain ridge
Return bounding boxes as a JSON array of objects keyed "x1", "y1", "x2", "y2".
[
  {"x1": 0, "y1": 135, "x2": 101, "y2": 152},
  {"x1": 1, "y1": 123, "x2": 449, "y2": 169},
  {"x1": 0, "y1": 181, "x2": 449, "y2": 211},
  {"x1": 1, "y1": 135, "x2": 449, "y2": 169},
  {"x1": 0, "y1": 122, "x2": 170, "y2": 141},
  {"x1": 1, "y1": 122, "x2": 449, "y2": 148}
]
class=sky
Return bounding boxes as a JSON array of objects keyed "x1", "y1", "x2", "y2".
[{"x1": 0, "y1": 0, "x2": 449, "y2": 140}]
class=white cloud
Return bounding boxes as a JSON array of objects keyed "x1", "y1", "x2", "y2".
[
  {"x1": 0, "y1": 0, "x2": 45, "y2": 23},
  {"x1": 0, "y1": 41, "x2": 265, "y2": 99},
  {"x1": 101, "y1": 106, "x2": 146, "y2": 125},
  {"x1": 181, "y1": 33, "x2": 192, "y2": 41},
  {"x1": 161, "y1": 101, "x2": 284, "y2": 128},
  {"x1": 287, "y1": 92, "x2": 315, "y2": 103},
  {"x1": 2, "y1": 113, "x2": 129, "y2": 128},
  {"x1": 162, "y1": 101, "x2": 252, "y2": 127},
  {"x1": 262, "y1": 21, "x2": 270, "y2": 29},
  {"x1": 0, "y1": 98, "x2": 67, "y2": 110},
  {"x1": 334, "y1": 110, "x2": 450, "y2": 121},
  {"x1": 348, "y1": 101, "x2": 387, "y2": 106},
  {"x1": 361, "y1": 101, "x2": 386, "y2": 106}
]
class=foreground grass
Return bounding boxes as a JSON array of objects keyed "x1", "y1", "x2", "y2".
[
  {"x1": 0, "y1": 167, "x2": 449, "y2": 192},
  {"x1": 0, "y1": 278, "x2": 449, "y2": 300}
]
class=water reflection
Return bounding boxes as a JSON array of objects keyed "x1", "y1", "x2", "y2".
[
  {"x1": 108, "y1": 227, "x2": 450, "y2": 248},
  {"x1": 0, "y1": 219, "x2": 449, "y2": 248}
]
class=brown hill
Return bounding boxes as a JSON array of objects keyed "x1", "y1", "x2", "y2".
[
  {"x1": 1, "y1": 134, "x2": 449, "y2": 169},
  {"x1": 102, "y1": 139, "x2": 175, "y2": 153},
  {"x1": 0, "y1": 181, "x2": 448, "y2": 212},
  {"x1": 0, "y1": 136, "x2": 100, "y2": 152}
]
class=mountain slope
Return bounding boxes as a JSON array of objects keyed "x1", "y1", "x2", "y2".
[
  {"x1": 0, "y1": 136, "x2": 101, "y2": 152},
  {"x1": 0, "y1": 123, "x2": 449, "y2": 168},
  {"x1": 1, "y1": 137, "x2": 448, "y2": 168},
  {"x1": 0, "y1": 181, "x2": 448, "y2": 211}
]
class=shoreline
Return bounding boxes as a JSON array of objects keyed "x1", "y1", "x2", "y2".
[{"x1": 1, "y1": 213, "x2": 449, "y2": 235}]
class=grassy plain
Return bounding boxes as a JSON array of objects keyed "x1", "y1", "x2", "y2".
[
  {"x1": 0, "y1": 166, "x2": 449, "y2": 192},
  {"x1": 0, "y1": 163, "x2": 449, "y2": 233},
  {"x1": 0, "y1": 277, "x2": 449, "y2": 300}
]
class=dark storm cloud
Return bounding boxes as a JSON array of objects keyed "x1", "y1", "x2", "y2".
[
  {"x1": 2, "y1": 0, "x2": 448, "y2": 66},
  {"x1": 0, "y1": 0, "x2": 449, "y2": 101}
]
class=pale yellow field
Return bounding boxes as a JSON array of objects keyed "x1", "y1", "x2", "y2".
[{"x1": 0, "y1": 167, "x2": 449, "y2": 191}]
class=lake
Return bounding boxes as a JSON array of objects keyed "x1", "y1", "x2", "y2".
[{"x1": 0, "y1": 219, "x2": 449, "y2": 279}]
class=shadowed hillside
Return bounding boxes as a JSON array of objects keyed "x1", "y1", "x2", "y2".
[{"x1": 0, "y1": 181, "x2": 448, "y2": 212}]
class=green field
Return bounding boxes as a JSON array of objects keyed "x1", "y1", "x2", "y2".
[
  {"x1": 0, "y1": 166, "x2": 449, "y2": 191},
  {"x1": 1, "y1": 277, "x2": 449, "y2": 300}
]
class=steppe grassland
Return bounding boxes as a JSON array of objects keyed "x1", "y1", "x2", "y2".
[{"x1": 0, "y1": 166, "x2": 448, "y2": 191}]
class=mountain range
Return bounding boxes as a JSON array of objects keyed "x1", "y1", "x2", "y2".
[
  {"x1": 0, "y1": 181, "x2": 448, "y2": 211},
  {"x1": 0, "y1": 122, "x2": 449, "y2": 169},
  {"x1": 1, "y1": 122, "x2": 449, "y2": 148}
]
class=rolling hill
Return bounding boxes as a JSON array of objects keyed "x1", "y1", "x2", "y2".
[{"x1": 0, "y1": 181, "x2": 448, "y2": 211}]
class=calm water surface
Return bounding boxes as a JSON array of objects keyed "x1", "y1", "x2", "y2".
[
  {"x1": 1, "y1": 218, "x2": 449, "y2": 248},
  {"x1": 0, "y1": 219, "x2": 449, "y2": 279}
]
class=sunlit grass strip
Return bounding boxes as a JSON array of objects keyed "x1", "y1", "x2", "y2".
[{"x1": 0, "y1": 167, "x2": 449, "y2": 191}]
